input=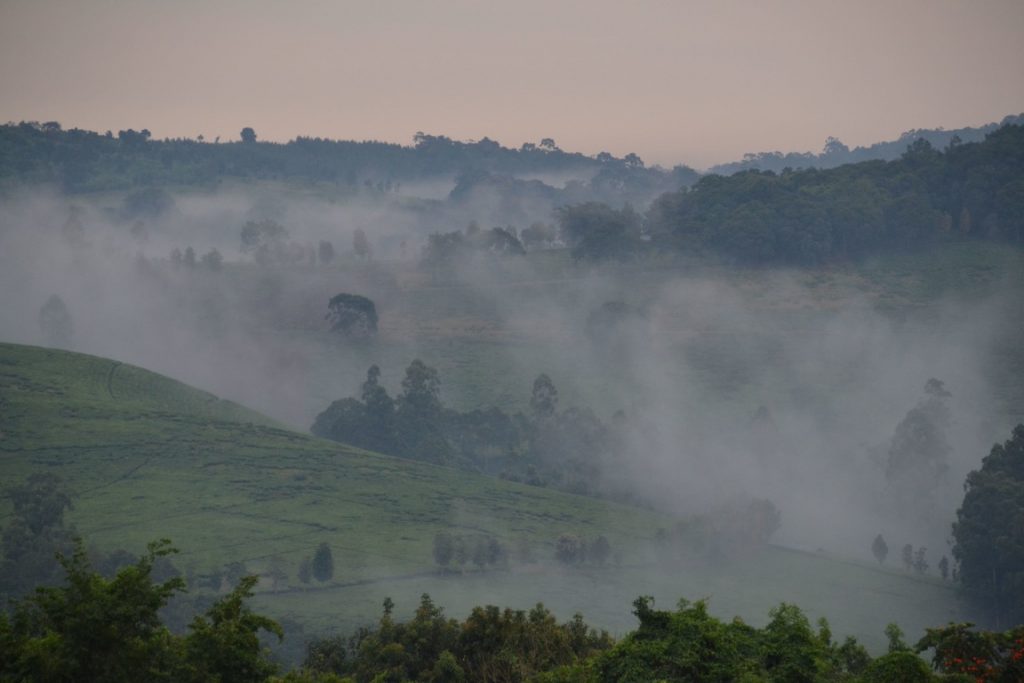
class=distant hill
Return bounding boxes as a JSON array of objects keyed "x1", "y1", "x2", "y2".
[
  {"x1": 0, "y1": 123, "x2": 697, "y2": 201},
  {"x1": 709, "y1": 113, "x2": 1024, "y2": 175}
]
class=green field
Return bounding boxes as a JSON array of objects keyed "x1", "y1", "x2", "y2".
[{"x1": 0, "y1": 342, "x2": 975, "y2": 653}]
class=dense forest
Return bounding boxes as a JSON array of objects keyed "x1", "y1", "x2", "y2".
[
  {"x1": 561, "y1": 125, "x2": 1024, "y2": 265},
  {"x1": 0, "y1": 123, "x2": 698, "y2": 202},
  {"x1": 3, "y1": 119, "x2": 1022, "y2": 269}
]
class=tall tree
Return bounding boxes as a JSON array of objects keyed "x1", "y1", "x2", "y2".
[
  {"x1": 312, "y1": 542, "x2": 334, "y2": 583},
  {"x1": 953, "y1": 424, "x2": 1024, "y2": 625},
  {"x1": 182, "y1": 574, "x2": 282, "y2": 681},
  {"x1": 871, "y1": 534, "x2": 889, "y2": 565},
  {"x1": 1, "y1": 473, "x2": 75, "y2": 598},
  {"x1": 530, "y1": 373, "x2": 559, "y2": 419},
  {"x1": 38, "y1": 295, "x2": 73, "y2": 348}
]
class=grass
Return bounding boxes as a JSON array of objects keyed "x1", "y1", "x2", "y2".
[
  {"x1": 0, "y1": 343, "x2": 661, "y2": 574},
  {"x1": 0, "y1": 341, "x2": 975, "y2": 653}
]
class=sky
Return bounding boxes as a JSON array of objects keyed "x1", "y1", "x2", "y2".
[{"x1": 1, "y1": 0, "x2": 1022, "y2": 169}]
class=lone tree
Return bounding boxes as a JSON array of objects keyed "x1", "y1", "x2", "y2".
[
  {"x1": 530, "y1": 374, "x2": 559, "y2": 419},
  {"x1": 953, "y1": 424, "x2": 1024, "y2": 625},
  {"x1": 885, "y1": 379, "x2": 953, "y2": 505},
  {"x1": 38, "y1": 295, "x2": 73, "y2": 348},
  {"x1": 872, "y1": 534, "x2": 889, "y2": 565},
  {"x1": 312, "y1": 543, "x2": 334, "y2": 583},
  {"x1": 240, "y1": 127, "x2": 257, "y2": 143},
  {"x1": 938, "y1": 555, "x2": 950, "y2": 581},
  {"x1": 325, "y1": 293, "x2": 378, "y2": 337},
  {"x1": 555, "y1": 533, "x2": 584, "y2": 565}
]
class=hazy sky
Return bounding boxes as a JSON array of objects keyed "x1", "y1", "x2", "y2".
[{"x1": 1, "y1": 0, "x2": 1022, "y2": 168}]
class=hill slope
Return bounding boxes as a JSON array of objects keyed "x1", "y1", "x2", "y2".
[
  {"x1": 0, "y1": 342, "x2": 661, "y2": 573},
  {"x1": 0, "y1": 343, "x2": 971, "y2": 650}
]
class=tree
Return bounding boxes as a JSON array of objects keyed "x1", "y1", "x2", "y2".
[
  {"x1": 914, "y1": 621, "x2": 1024, "y2": 681},
  {"x1": 902, "y1": 544, "x2": 914, "y2": 572},
  {"x1": 530, "y1": 373, "x2": 559, "y2": 419},
  {"x1": 0, "y1": 539, "x2": 185, "y2": 682},
  {"x1": 353, "y1": 227, "x2": 371, "y2": 260},
  {"x1": 913, "y1": 547, "x2": 928, "y2": 575},
  {"x1": 394, "y1": 360, "x2": 450, "y2": 463},
  {"x1": 312, "y1": 542, "x2": 334, "y2": 583},
  {"x1": 239, "y1": 219, "x2": 288, "y2": 264},
  {"x1": 885, "y1": 379, "x2": 953, "y2": 520},
  {"x1": 182, "y1": 574, "x2": 283, "y2": 682},
  {"x1": 556, "y1": 202, "x2": 642, "y2": 262},
  {"x1": 240, "y1": 127, "x2": 257, "y2": 143},
  {"x1": 38, "y1": 294, "x2": 73, "y2": 348},
  {"x1": 199, "y1": 248, "x2": 223, "y2": 271},
  {"x1": 555, "y1": 534, "x2": 583, "y2": 565},
  {"x1": 123, "y1": 186, "x2": 175, "y2": 219},
  {"x1": 952, "y1": 424, "x2": 1024, "y2": 625},
  {"x1": 325, "y1": 292, "x2": 378, "y2": 337},
  {"x1": 872, "y1": 534, "x2": 889, "y2": 565},
  {"x1": 520, "y1": 221, "x2": 558, "y2": 249},
  {"x1": 6, "y1": 472, "x2": 72, "y2": 535},
  {"x1": 398, "y1": 359, "x2": 442, "y2": 417},
  {"x1": 1, "y1": 473, "x2": 75, "y2": 598},
  {"x1": 938, "y1": 555, "x2": 949, "y2": 581}
]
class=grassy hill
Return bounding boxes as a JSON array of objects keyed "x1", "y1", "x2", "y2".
[{"x1": 0, "y1": 342, "x2": 973, "y2": 652}]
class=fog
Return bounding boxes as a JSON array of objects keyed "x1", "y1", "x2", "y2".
[{"x1": 0, "y1": 182, "x2": 1016, "y2": 577}]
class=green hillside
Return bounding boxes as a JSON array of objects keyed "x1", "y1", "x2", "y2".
[
  {"x1": 0, "y1": 342, "x2": 660, "y2": 569},
  {"x1": 0, "y1": 342, "x2": 972, "y2": 650}
]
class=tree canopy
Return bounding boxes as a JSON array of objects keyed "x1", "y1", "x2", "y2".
[{"x1": 953, "y1": 424, "x2": 1024, "y2": 626}]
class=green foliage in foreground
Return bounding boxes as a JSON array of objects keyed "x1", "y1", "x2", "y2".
[
  {"x1": 6, "y1": 540, "x2": 1021, "y2": 682},
  {"x1": 293, "y1": 595, "x2": 1024, "y2": 683},
  {"x1": 0, "y1": 539, "x2": 281, "y2": 683}
]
